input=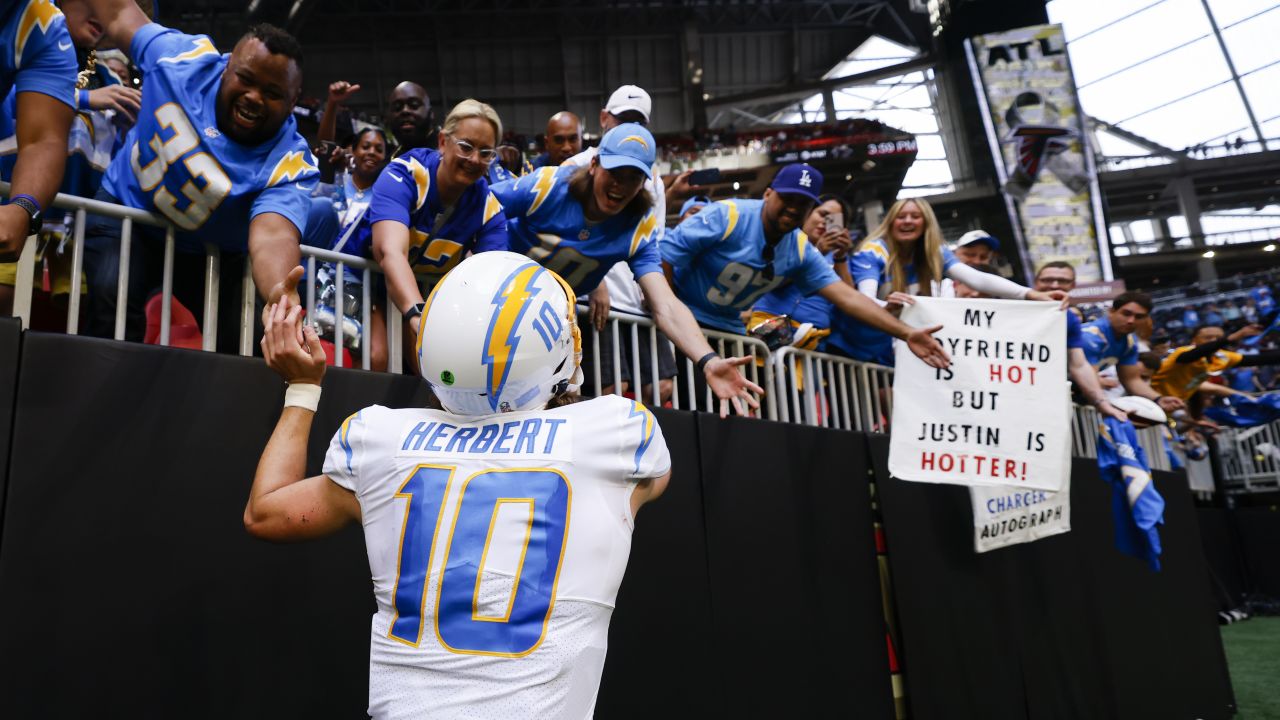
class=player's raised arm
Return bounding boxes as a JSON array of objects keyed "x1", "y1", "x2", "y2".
[
  {"x1": 84, "y1": 0, "x2": 150, "y2": 52},
  {"x1": 246, "y1": 290, "x2": 360, "y2": 542}
]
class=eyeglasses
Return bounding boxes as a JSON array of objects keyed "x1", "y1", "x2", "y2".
[
  {"x1": 447, "y1": 135, "x2": 498, "y2": 164},
  {"x1": 762, "y1": 243, "x2": 776, "y2": 281}
]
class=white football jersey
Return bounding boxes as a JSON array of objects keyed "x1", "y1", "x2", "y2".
[{"x1": 323, "y1": 394, "x2": 671, "y2": 720}]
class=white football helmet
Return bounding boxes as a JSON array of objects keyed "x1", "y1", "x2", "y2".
[{"x1": 418, "y1": 251, "x2": 582, "y2": 416}]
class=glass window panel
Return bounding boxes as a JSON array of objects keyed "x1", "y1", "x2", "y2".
[
  {"x1": 1077, "y1": 36, "x2": 1228, "y2": 122},
  {"x1": 1206, "y1": 0, "x2": 1279, "y2": 27},
  {"x1": 1065, "y1": 1, "x2": 1214, "y2": 86},
  {"x1": 1120, "y1": 83, "x2": 1256, "y2": 148},
  {"x1": 1048, "y1": 0, "x2": 1185, "y2": 39},
  {"x1": 1239, "y1": 62, "x2": 1280, "y2": 125},
  {"x1": 1168, "y1": 216, "x2": 1189, "y2": 237},
  {"x1": 1221, "y1": 13, "x2": 1280, "y2": 75},
  {"x1": 914, "y1": 133, "x2": 947, "y2": 160}
]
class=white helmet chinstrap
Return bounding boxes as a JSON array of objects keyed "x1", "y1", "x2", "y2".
[{"x1": 418, "y1": 252, "x2": 582, "y2": 416}]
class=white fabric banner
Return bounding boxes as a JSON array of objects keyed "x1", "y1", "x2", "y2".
[{"x1": 889, "y1": 297, "x2": 1070, "y2": 492}]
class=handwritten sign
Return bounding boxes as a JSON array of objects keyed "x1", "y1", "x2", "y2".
[
  {"x1": 889, "y1": 297, "x2": 1069, "y2": 492},
  {"x1": 970, "y1": 482, "x2": 1071, "y2": 552}
]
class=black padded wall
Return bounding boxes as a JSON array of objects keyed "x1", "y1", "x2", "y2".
[{"x1": 869, "y1": 434, "x2": 1236, "y2": 720}]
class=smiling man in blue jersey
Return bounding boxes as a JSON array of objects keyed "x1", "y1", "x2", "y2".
[
  {"x1": 81, "y1": 0, "x2": 319, "y2": 350},
  {"x1": 0, "y1": 0, "x2": 77, "y2": 260},
  {"x1": 492, "y1": 123, "x2": 776, "y2": 415},
  {"x1": 1080, "y1": 291, "x2": 1184, "y2": 414},
  {"x1": 661, "y1": 163, "x2": 950, "y2": 367}
]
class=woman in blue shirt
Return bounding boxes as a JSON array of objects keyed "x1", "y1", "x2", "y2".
[
  {"x1": 369, "y1": 99, "x2": 510, "y2": 365},
  {"x1": 828, "y1": 197, "x2": 1062, "y2": 365}
]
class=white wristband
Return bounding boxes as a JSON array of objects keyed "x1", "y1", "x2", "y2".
[{"x1": 284, "y1": 382, "x2": 322, "y2": 412}]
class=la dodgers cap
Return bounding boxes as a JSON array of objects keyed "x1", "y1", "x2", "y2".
[
  {"x1": 598, "y1": 123, "x2": 656, "y2": 179},
  {"x1": 770, "y1": 163, "x2": 823, "y2": 203},
  {"x1": 606, "y1": 85, "x2": 652, "y2": 123}
]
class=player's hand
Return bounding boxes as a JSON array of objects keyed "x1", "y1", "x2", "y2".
[
  {"x1": 905, "y1": 324, "x2": 950, "y2": 369},
  {"x1": 1026, "y1": 289, "x2": 1070, "y2": 308},
  {"x1": 327, "y1": 81, "x2": 361, "y2": 105},
  {"x1": 1157, "y1": 395, "x2": 1186, "y2": 413},
  {"x1": 264, "y1": 265, "x2": 305, "y2": 330},
  {"x1": 703, "y1": 355, "x2": 763, "y2": 418},
  {"x1": 588, "y1": 282, "x2": 611, "y2": 331},
  {"x1": 0, "y1": 204, "x2": 31, "y2": 261},
  {"x1": 261, "y1": 296, "x2": 326, "y2": 386},
  {"x1": 88, "y1": 85, "x2": 142, "y2": 124},
  {"x1": 1097, "y1": 399, "x2": 1129, "y2": 423}
]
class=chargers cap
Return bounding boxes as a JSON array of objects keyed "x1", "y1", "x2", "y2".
[
  {"x1": 598, "y1": 123, "x2": 656, "y2": 178},
  {"x1": 680, "y1": 195, "x2": 712, "y2": 216}
]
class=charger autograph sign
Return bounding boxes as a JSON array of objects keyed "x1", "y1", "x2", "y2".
[{"x1": 889, "y1": 297, "x2": 1070, "y2": 493}]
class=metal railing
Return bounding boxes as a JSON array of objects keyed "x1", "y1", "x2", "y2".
[
  {"x1": 577, "y1": 307, "x2": 773, "y2": 419},
  {"x1": 2, "y1": 182, "x2": 400, "y2": 372},
  {"x1": 1217, "y1": 421, "x2": 1280, "y2": 494},
  {"x1": 769, "y1": 345, "x2": 894, "y2": 432},
  {"x1": 0, "y1": 186, "x2": 1186, "y2": 474}
]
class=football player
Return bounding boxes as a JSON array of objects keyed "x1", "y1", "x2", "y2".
[
  {"x1": 248, "y1": 252, "x2": 671, "y2": 719},
  {"x1": 492, "y1": 123, "x2": 763, "y2": 415},
  {"x1": 81, "y1": 0, "x2": 319, "y2": 349},
  {"x1": 0, "y1": 0, "x2": 77, "y2": 260}
]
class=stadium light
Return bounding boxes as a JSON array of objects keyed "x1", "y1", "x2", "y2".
[
  {"x1": 1265, "y1": 244, "x2": 1277, "y2": 252},
  {"x1": 1202, "y1": 250, "x2": 1216, "y2": 258}
]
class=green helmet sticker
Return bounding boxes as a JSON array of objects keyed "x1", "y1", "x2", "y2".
[{"x1": 440, "y1": 370, "x2": 455, "y2": 385}]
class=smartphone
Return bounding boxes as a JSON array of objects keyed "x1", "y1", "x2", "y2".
[
  {"x1": 687, "y1": 167, "x2": 721, "y2": 186},
  {"x1": 825, "y1": 213, "x2": 844, "y2": 234},
  {"x1": 315, "y1": 140, "x2": 339, "y2": 157}
]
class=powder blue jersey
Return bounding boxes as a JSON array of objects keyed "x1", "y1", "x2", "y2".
[
  {"x1": 662, "y1": 199, "x2": 838, "y2": 333},
  {"x1": 491, "y1": 165, "x2": 662, "y2": 296},
  {"x1": 751, "y1": 249, "x2": 837, "y2": 330},
  {"x1": 827, "y1": 237, "x2": 961, "y2": 366},
  {"x1": 1080, "y1": 317, "x2": 1138, "y2": 368},
  {"x1": 1067, "y1": 310, "x2": 1084, "y2": 350},
  {"x1": 0, "y1": 0, "x2": 75, "y2": 107},
  {"x1": 102, "y1": 23, "x2": 318, "y2": 252},
  {"x1": 366, "y1": 148, "x2": 508, "y2": 290}
]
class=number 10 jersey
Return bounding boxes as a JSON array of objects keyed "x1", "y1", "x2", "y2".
[{"x1": 323, "y1": 395, "x2": 671, "y2": 720}]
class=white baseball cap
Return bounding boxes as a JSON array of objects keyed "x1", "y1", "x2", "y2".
[
  {"x1": 956, "y1": 229, "x2": 1001, "y2": 251},
  {"x1": 606, "y1": 85, "x2": 652, "y2": 123}
]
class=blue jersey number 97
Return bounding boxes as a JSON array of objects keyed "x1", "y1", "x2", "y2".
[{"x1": 387, "y1": 465, "x2": 571, "y2": 657}]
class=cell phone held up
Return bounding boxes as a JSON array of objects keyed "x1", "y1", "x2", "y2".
[
  {"x1": 687, "y1": 167, "x2": 721, "y2": 187},
  {"x1": 825, "y1": 213, "x2": 844, "y2": 234}
]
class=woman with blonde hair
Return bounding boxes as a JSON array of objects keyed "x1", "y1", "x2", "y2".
[
  {"x1": 826, "y1": 197, "x2": 1063, "y2": 365},
  {"x1": 369, "y1": 98, "x2": 510, "y2": 360}
]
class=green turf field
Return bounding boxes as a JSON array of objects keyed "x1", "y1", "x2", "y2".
[{"x1": 1222, "y1": 617, "x2": 1280, "y2": 719}]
